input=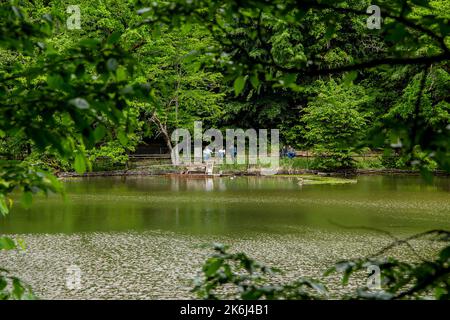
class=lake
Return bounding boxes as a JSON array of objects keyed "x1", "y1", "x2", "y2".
[{"x1": 1, "y1": 175, "x2": 449, "y2": 299}]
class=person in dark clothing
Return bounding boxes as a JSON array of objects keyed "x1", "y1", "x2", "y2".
[
  {"x1": 281, "y1": 145, "x2": 288, "y2": 158},
  {"x1": 287, "y1": 145, "x2": 296, "y2": 159}
]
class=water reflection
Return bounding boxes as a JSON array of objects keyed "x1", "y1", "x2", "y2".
[{"x1": 1, "y1": 175, "x2": 449, "y2": 235}]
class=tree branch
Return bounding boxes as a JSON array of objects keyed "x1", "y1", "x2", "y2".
[{"x1": 296, "y1": 0, "x2": 449, "y2": 54}]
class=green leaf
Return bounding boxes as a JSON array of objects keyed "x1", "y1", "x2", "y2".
[
  {"x1": 117, "y1": 131, "x2": 129, "y2": 146},
  {"x1": 16, "y1": 238, "x2": 27, "y2": 251},
  {"x1": 190, "y1": 62, "x2": 202, "y2": 73},
  {"x1": 439, "y1": 246, "x2": 450, "y2": 261},
  {"x1": 343, "y1": 71, "x2": 357, "y2": 86},
  {"x1": 12, "y1": 278, "x2": 25, "y2": 299},
  {"x1": 234, "y1": 76, "x2": 246, "y2": 96},
  {"x1": 342, "y1": 271, "x2": 351, "y2": 285},
  {"x1": 249, "y1": 75, "x2": 260, "y2": 89},
  {"x1": 0, "y1": 237, "x2": 16, "y2": 250},
  {"x1": 74, "y1": 153, "x2": 87, "y2": 174},
  {"x1": 79, "y1": 39, "x2": 100, "y2": 48},
  {"x1": 386, "y1": 24, "x2": 408, "y2": 42},
  {"x1": 116, "y1": 67, "x2": 127, "y2": 82},
  {"x1": 0, "y1": 195, "x2": 9, "y2": 216},
  {"x1": 107, "y1": 32, "x2": 122, "y2": 45},
  {"x1": 241, "y1": 290, "x2": 263, "y2": 300},
  {"x1": 181, "y1": 23, "x2": 192, "y2": 33},
  {"x1": 183, "y1": 50, "x2": 199, "y2": 64},
  {"x1": 280, "y1": 73, "x2": 297, "y2": 86},
  {"x1": 0, "y1": 278, "x2": 7, "y2": 291},
  {"x1": 47, "y1": 74, "x2": 64, "y2": 90},
  {"x1": 204, "y1": 258, "x2": 222, "y2": 277},
  {"x1": 324, "y1": 24, "x2": 337, "y2": 40},
  {"x1": 93, "y1": 125, "x2": 106, "y2": 141},
  {"x1": 152, "y1": 24, "x2": 161, "y2": 38}
]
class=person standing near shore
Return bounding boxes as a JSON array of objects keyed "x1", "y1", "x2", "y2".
[
  {"x1": 228, "y1": 145, "x2": 236, "y2": 162},
  {"x1": 281, "y1": 145, "x2": 288, "y2": 158},
  {"x1": 203, "y1": 146, "x2": 212, "y2": 161},
  {"x1": 218, "y1": 148, "x2": 225, "y2": 161},
  {"x1": 287, "y1": 146, "x2": 296, "y2": 159}
]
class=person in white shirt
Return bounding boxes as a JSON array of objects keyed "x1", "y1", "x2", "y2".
[
  {"x1": 203, "y1": 146, "x2": 212, "y2": 161},
  {"x1": 217, "y1": 148, "x2": 225, "y2": 160}
]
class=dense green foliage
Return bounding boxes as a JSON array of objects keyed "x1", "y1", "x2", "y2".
[
  {"x1": 0, "y1": 235, "x2": 34, "y2": 299},
  {"x1": 0, "y1": 0, "x2": 449, "y2": 299},
  {"x1": 0, "y1": 1, "x2": 145, "y2": 298},
  {"x1": 326, "y1": 230, "x2": 450, "y2": 299},
  {"x1": 137, "y1": 0, "x2": 450, "y2": 171},
  {"x1": 196, "y1": 230, "x2": 450, "y2": 300},
  {"x1": 193, "y1": 243, "x2": 326, "y2": 299},
  {"x1": 2, "y1": 0, "x2": 449, "y2": 173},
  {"x1": 302, "y1": 80, "x2": 372, "y2": 169}
]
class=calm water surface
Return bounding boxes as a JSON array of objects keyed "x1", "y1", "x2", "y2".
[
  {"x1": 2, "y1": 175, "x2": 450, "y2": 299},
  {"x1": 2, "y1": 175, "x2": 450, "y2": 235}
]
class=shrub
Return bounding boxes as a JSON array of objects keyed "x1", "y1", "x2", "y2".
[{"x1": 302, "y1": 81, "x2": 372, "y2": 170}]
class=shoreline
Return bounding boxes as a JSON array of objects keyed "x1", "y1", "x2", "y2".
[{"x1": 56, "y1": 168, "x2": 450, "y2": 178}]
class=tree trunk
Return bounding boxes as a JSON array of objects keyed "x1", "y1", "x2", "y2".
[{"x1": 150, "y1": 113, "x2": 173, "y2": 153}]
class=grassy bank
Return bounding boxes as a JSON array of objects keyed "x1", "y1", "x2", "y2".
[{"x1": 56, "y1": 154, "x2": 449, "y2": 178}]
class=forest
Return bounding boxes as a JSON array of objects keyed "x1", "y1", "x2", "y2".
[
  {"x1": 1, "y1": 0, "x2": 449, "y2": 174},
  {"x1": 0, "y1": 0, "x2": 449, "y2": 302}
]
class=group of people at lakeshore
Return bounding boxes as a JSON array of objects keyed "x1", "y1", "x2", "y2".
[
  {"x1": 280, "y1": 145, "x2": 296, "y2": 159},
  {"x1": 202, "y1": 145, "x2": 296, "y2": 161},
  {"x1": 202, "y1": 146, "x2": 235, "y2": 161}
]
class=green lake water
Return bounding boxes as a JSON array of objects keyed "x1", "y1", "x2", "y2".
[
  {"x1": 1, "y1": 174, "x2": 450, "y2": 299},
  {"x1": 2, "y1": 175, "x2": 450, "y2": 235}
]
